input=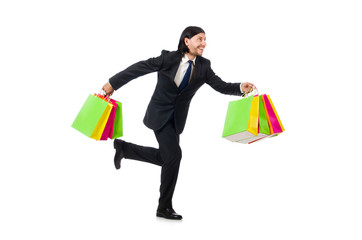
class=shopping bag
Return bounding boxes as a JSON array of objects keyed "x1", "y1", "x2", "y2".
[
  {"x1": 222, "y1": 95, "x2": 259, "y2": 142},
  {"x1": 72, "y1": 94, "x2": 112, "y2": 138},
  {"x1": 89, "y1": 98, "x2": 112, "y2": 140},
  {"x1": 112, "y1": 101, "x2": 123, "y2": 139},
  {"x1": 236, "y1": 95, "x2": 271, "y2": 144},
  {"x1": 93, "y1": 95, "x2": 123, "y2": 140},
  {"x1": 261, "y1": 94, "x2": 284, "y2": 135},
  {"x1": 100, "y1": 99, "x2": 117, "y2": 140},
  {"x1": 247, "y1": 94, "x2": 285, "y2": 144},
  {"x1": 222, "y1": 90, "x2": 284, "y2": 144},
  {"x1": 101, "y1": 99, "x2": 123, "y2": 140}
]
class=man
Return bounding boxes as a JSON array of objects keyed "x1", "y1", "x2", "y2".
[{"x1": 102, "y1": 26, "x2": 254, "y2": 220}]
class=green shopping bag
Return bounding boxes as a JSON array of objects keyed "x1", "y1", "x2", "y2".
[
  {"x1": 72, "y1": 94, "x2": 111, "y2": 138},
  {"x1": 222, "y1": 95, "x2": 259, "y2": 142},
  {"x1": 237, "y1": 95, "x2": 271, "y2": 144},
  {"x1": 257, "y1": 95, "x2": 271, "y2": 136},
  {"x1": 112, "y1": 101, "x2": 123, "y2": 139}
]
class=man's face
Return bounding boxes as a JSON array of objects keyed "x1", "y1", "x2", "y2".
[{"x1": 185, "y1": 33, "x2": 207, "y2": 57}]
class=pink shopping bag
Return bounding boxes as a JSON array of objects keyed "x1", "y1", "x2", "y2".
[
  {"x1": 100, "y1": 98, "x2": 117, "y2": 140},
  {"x1": 261, "y1": 94, "x2": 284, "y2": 135}
]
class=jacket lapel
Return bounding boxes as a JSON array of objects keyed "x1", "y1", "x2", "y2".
[
  {"x1": 188, "y1": 57, "x2": 201, "y2": 87},
  {"x1": 170, "y1": 52, "x2": 182, "y2": 86}
]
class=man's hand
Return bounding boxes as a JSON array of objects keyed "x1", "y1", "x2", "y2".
[
  {"x1": 102, "y1": 82, "x2": 114, "y2": 97},
  {"x1": 241, "y1": 82, "x2": 255, "y2": 94}
]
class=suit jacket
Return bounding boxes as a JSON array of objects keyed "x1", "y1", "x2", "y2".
[{"x1": 109, "y1": 50, "x2": 242, "y2": 134}]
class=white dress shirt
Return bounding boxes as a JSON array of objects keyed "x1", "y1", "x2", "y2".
[{"x1": 174, "y1": 54, "x2": 196, "y2": 87}]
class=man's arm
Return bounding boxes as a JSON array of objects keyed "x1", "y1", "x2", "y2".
[
  {"x1": 102, "y1": 50, "x2": 166, "y2": 96},
  {"x1": 205, "y1": 64, "x2": 254, "y2": 96}
]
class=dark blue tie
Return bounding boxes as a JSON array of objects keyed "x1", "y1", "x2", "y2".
[{"x1": 178, "y1": 60, "x2": 193, "y2": 92}]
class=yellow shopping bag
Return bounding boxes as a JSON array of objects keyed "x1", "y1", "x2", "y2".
[
  {"x1": 247, "y1": 95, "x2": 259, "y2": 136},
  {"x1": 90, "y1": 99, "x2": 113, "y2": 140}
]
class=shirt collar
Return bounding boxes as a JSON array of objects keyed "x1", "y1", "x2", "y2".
[{"x1": 182, "y1": 54, "x2": 196, "y2": 66}]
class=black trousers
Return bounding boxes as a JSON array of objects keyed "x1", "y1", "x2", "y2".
[{"x1": 121, "y1": 119, "x2": 182, "y2": 209}]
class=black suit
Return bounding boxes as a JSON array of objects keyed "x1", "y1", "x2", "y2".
[{"x1": 109, "y1": 50, "x2": 242, "y2": 209}]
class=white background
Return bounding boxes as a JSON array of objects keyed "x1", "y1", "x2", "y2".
[{"x1": 1, "y1": 0, "x2": 361, "y2": 239}]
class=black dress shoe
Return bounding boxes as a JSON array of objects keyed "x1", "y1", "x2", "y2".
[
  {"x1": 156, "y1": 208, "x2": 183, "y2": 220},
  {"x1": 113, "y1": 139, "x2": 124, "y2": 170}
]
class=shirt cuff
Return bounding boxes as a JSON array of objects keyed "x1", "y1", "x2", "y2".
[
  {"x1": 240, "y1": 83, "x2": 245, "y2": 97},
  {"x1": 109, "y1": 80, "x2": 114, "y2": 89}
]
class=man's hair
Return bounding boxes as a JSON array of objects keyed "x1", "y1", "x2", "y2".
[{"x1": 177, "y1": 26, "x2": 205, "y2": 54}]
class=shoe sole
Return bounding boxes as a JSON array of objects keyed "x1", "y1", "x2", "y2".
[{"x1": 156, "y1": 213, "x2": 182, "y2": 220}]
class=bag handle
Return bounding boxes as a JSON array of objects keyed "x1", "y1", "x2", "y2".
[{"x1": 96, "y1": 90, "x2": 112, "y2": 103}]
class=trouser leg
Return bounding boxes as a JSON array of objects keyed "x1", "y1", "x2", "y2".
[
  {"x1": 119, "y1": 120, "x2": 182, "y2": 209},
  {"x1": 154, "y1": 121, "x2": 182, "y2": 210},
  {"x1": 122, "y1": 140, "x2": 163, "y2": 166}
]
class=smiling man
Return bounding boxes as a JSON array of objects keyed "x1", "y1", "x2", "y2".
[{"x1": 102, "y1": 26, "x2": 254, "y2": 220}]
